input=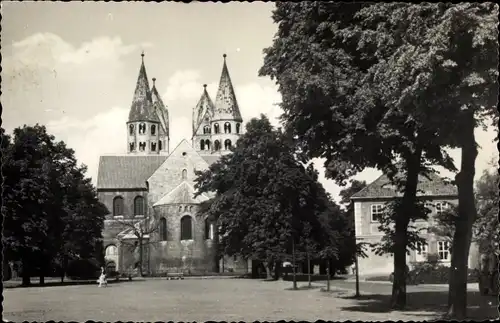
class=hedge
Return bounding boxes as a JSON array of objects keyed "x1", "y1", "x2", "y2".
[{"x1": 282, "y1": 274, "x2": 328, "y2": 282}]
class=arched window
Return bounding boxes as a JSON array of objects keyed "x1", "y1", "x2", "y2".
[
  {"x1": 182, "y1": 169, "x2": 187, "y2": 180},
  {"x1": 134, "y1": 196, "x2": 144, "y2": 216},
  {"x1": 224, "y1": 122, "x2": 231, "y2": 133},
  {"x1": 180, "y1": 216, "x2": 193, "y2": 240},
  {"x1": 159, "y1": 140, "x2": 162, "y2": 151},
  {"x1": 139, "y1": 142, "x2": 146, "y2": 151},
  {"x1": 200, "y1": 140, "x2": 205, "y2": 150},
  {"x1": 151, "y1": 142, "x2": 157, "y2": 151},
  {"x1": 224, "y1": 139, "x2": 232, "y2": 150},
  {"x1": 159, "y1": 218, "x2": 167, "y2": 241},
  {"x1": 214, "y1": 140, "x2": 220, "y2": 151},
  {"x1": 113, "y1": 196, "x2": 124, "y2": 217},
  {"x1": 129, "y1": 124, "x2": 135, "y2": 135},
  {"x1": 214, "y1": 123, "x2": 220, "y2": 134},
  {"x1": 139, "y1": 123, "x2": 146, "y2": 135},
  {"x1": 236, "y1": 123, "x2": 240, "y2": 134},
  {"x1": 205, "y1": 219, "x2": 214, "y2": 240},
  {"x1": 151, "y1": 125, "x2": 156, "y2": 135},
  {"x1": 105, "y1": 245, "x2": 118, "y2": 257},
  {"x1": 205, "y1": 139, "x2": 211, "y2": 150},
  {"x1": 203, "y1": 125, "x2": 211, "y2": 134},
  {"x1": 129, "y1": 142, "x2": 135, "y2": 152}
]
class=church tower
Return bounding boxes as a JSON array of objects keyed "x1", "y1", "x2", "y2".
[
  {"x1": 126, "y1": 53, "x2": 165, "y2": 155},
  {"x1": 151, "y1": 77, "x2": 170, "y2": 155},
  {"x1": 210, "y1": 54, "x2": 243, "y2": 155},
  {"x1": 192, "y1": 84, "x2": 215, "y2": 153}
]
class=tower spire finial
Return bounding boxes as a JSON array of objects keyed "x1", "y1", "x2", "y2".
[
  {"x1": 223, "y1": 53, "x2": 227, "y2": 61},
  {"x1": 152, "y1": 77, "x2": 156, "y2": 86},
  {"x1": 141, "y1": 51, "x2": 145, "y2": 62},
  {"x1": 203, "y1": 84, "x2": 207, "y2": 89}
]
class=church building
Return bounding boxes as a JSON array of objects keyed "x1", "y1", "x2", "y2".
[{"x1": 97, "y1": 53, "x2": 248, "y2": 275}]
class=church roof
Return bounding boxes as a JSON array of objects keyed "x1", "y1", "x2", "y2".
[
  {"x1": 97, "y1": 155, "x2": 167, "y2": 189},
  {"x1": 193, "y1": 84, "x2": 215, "y2": 135},
  {"x1": 351, "y1": 172, "x2": 458, "y2": 200},
  {"x1": 153, "y1": 181, "x2": 210, "y2": 207},
  {"x1": 213, "y1": 54, "x2": 243, "y2": 122},
  {"x1": 151, "y1": 78, "x2": 169, "y2": 135},
  {"x1": 200, "y1": 154, "x2": 221, "y2": 165},
  {"x1": 128, "y1": 53, "x2": 160, "y2": 123}
]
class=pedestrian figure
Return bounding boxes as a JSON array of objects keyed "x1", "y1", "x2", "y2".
[{"x1": 97, "y1": 267, "x2": 107, "y2": 287}]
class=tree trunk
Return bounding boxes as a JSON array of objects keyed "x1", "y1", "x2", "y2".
[
  {"x1": 138, "y1": 239, "x2": 144, "y2": 277},
  {"x1": 273, "y1": 260, "x2": 282, "y2": 280},
  {"x1": 307, "y1": 252, "x2": 311, "y2": 287},
  {"x1": 292, "y1": 239, "x2": 297, "y2": 290},
  {"x1": 447, "y1": 110, "x2": 478, "y2": 319},
  {"x1": 21, "y1": 257, "x2": 31, "y2": 286},
  {"x1": 391, "y1": 146, "x2": 422, "y2": 310}
]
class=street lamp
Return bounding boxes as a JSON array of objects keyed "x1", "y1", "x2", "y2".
[{"x1": 354, "y1": 238, "x2": 364, "y2": 298}]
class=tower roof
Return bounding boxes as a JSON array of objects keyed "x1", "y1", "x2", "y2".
[
  {"x1": 193, "y1": 84, "x2": 215, "y2": 135},
  {"x1": 128, "y1": 53, "x2": 160, "y2": 123},
  {"x1": 213, "y1": 54, "x2": 243, "y2": 122},
  {"x1": 151, "y1": 77, "x2": 169, "y2": 135}
]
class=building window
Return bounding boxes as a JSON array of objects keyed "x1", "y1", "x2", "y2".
[
  {"x1": 113, "y1": 196, "x2": 124, "y2": 217},
  {"x1": 139, "y1": 123, "x2": 146, "y2": 135},
  {"x1": 200, "y1": 140, "x2": 205, "y2": 150},
  {"x1": 214, "y1": 123, "x2": 220, "y2": 134},
  {"x1": 371, "y1": 204, "x2": 384, "y2": 222},
  {"x1": 205, "y1": 139, "x2": 211, "y2": 150},
  {"x1": 224, "y1": 122, "x2": 231, "y2": 133},
  {"x1": 105, "y1": 245, "x2": 118, "y2": 257},
  {"x1": 134, "y1": 196, "x2": 144, "y2": 217},
  {"x1": 129, "y1": 124, "x2": 135, "y2": 135},
  {"x1": 159, "y1": 218, "x2": 167, "y2": 241},
  {"x1": 139, "y1": 142, "x2": 146, "y2": 151},
  {"x1": 203, "y1": 125, "x2": 211, "y2": 134},
  {"x1": 180, "y1": 215, "x2": 193, "y2": 240},
  {"x1": 129, "y1": 142, "x2": 135, "y2": 152},
  {"x1": 438, "y1": 241, "x2": 451, "y2": 261},
  {"x1": 151, "y1": 125, "x2": 156, "y2": 135},
  {"x1": 159, "y1": 140, "x2": 162, "y2": 151},
  {"x1": 214, "y1": 140, "x2": 221, "y2": 151},
  {"x1": 224, "y1": 139, "x2": 232, "y2": 150},
  {"x1": 151, "y1": 142, "x2": 157, "y2": 151},
  {"x1": 182, "y1": 169, "x2": 187, "y2": 180},
  {"x1": 236, "y1": 123, "x2": 240, "y2": 134},
  {"x1": 205, "y1": 219, "x2": 214, "y2": 240},
  {"x1": 415, "y1": 242, "x2": 428, "y2": 262},
  {"x1": 435, "y1": 202, "x2": 448, "y2": 214}
]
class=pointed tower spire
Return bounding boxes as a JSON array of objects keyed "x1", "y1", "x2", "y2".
[
  {"x1": 128, "y1": 52, "x2": 159, "y2": 122},
  {"x1": 151, "y1": 77, "x2": 169, "y2": 136},
  {"x1": 193, "y1": 84, "x2": 215, "y2": 135},
  {"x1": 213, "y1": 54, "x2": 243, "y2": 122}
]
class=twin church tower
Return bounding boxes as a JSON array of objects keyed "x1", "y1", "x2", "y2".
[{"x1": 126, "y1": 53, "x2": 243, "y2": 156}]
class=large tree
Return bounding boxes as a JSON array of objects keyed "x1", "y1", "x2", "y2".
[
  {"x1": 2, "y1": 125, "x2": 105, "y2": 285},
  {"x1": 259, "y1": 2, "x2": 458, "y2": 309},
  {"x1": 194, "y1": 115, "x2": 348, "y2": 282},
  {"x1": 259, "y1": 3, "x2": 497, "y2": 313}
]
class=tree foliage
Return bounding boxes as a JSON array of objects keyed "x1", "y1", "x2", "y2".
[
  {"x1": 2, "y1": 125, "x2": 106, "y2": 285},
  {"x1": 194, "y1": 115, "x2": 352, "y2": 273}
]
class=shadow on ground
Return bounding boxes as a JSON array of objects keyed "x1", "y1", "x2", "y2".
[{"x1": 338, "y1": 290, "x2": 498, "y2": 320}]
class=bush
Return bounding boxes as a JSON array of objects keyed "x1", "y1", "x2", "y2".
[
  {"x1": 107, "y1": 271, "x2": 120, "y2": 279},
  {"x1": 409, "y1": 263, "x2": 479, "y2": 284},
  {"x1": 66, "y1": 259, "x2": 101, "y2": 280}
]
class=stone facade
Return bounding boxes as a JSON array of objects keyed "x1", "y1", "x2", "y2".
[
  {"x1": 352, "y1": 173, "x2": 480, "y2": 277},
  {"x1": 97, "y1": 53, "x2": 247, "y2": 276}
]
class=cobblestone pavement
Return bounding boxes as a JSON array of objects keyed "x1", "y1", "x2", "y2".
[{"x1": 2, "y1": 278, "x2": 455, "y2": 322}]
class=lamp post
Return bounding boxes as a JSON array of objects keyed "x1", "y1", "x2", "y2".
[{"x1": 355, "y1": 238, "x2": 364, "y2": 298}]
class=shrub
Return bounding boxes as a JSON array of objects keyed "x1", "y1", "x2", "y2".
[
  {"x1": 107, "y1": 271, "x2": 120, "y2": 279},
  {"x1": 410, "y1": 263, "x2": 479, "y2": 284},
  {"x1": 66, "y1": 259, "x2": 101, "y2": 280}
]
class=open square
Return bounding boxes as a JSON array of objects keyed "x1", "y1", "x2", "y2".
[{"x1": 2, "y1": 278, "x2": 463, "y2": 322}]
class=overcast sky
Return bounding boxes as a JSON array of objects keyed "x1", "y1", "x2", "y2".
[{"x1": 2, "y1": 2, "x2": 497, "y2": 202}]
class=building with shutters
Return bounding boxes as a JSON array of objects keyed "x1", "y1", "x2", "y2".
[
  {"x1": 97, "y1": 53, "x2": 248, "y2": 275},
  {"x1": 351, "y1": 172, "x2": 480, "y2": 278}
]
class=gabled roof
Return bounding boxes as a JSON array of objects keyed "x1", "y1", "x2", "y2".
[
  {"x1": 200, "y1": 154, "x2": 221, "y2": 166},
  {"x1": 128, "y1": 53, "x2": 160, "y2": 123},
  {"x1": 351, "y1": 172, "x2": 458, "y2": 200},
  {"x1": 193, "y1": 84, "x2": 215, "y2": 135},
  {"x1": 97, "y1": 155, "x2": 167, "y2": 189},
  {"x1": 151, "y1": 78, "x2": 169, "y2": 135},
  {"x1": 153, "y1": 181, "x2": 210, "y2": 207},
  {"x1": 213, "y1": 54, "x2": 243, "y2": 122}
]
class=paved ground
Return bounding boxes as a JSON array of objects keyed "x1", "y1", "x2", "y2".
[{"x1": 3, "y1": 278, "x2": 497, "y2": 321}]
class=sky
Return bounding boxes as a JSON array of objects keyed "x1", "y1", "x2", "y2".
[{"x1": 2, "y1": 2, "x2": 498, "y2": 203}]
